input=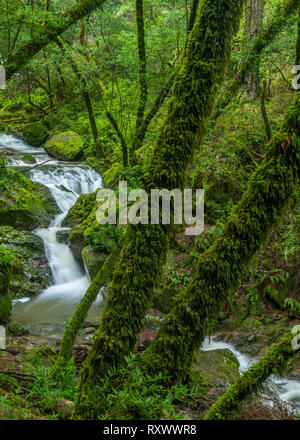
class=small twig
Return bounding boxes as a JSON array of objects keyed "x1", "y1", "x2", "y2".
[{"x1": 271, "y1": 62, "x2": 292, "y2": 87}]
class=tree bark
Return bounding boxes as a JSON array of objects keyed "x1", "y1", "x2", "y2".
[
  {"x1": 214, "y1": 0, "x2": 297, "y2": 118},
  {"x1": 243, "y1": 0, "x2": 265, "y2": 99},
  {"x1": 73, "y1": 0, "x2": 245, "y2": 419},
  {"x1": 139, "y1": 91, "x2": 300, "y2": 387}
]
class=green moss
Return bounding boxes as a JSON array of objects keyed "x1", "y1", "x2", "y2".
[
  {"x1": 63, "y1": 191, "x2": 119, "y2": 257},
  {"x1": 0, "y1": 245, "x2": 13, "y2": 323},
  {"x1": 264, "y1": 284, "x2": 288, "y2": 309},
  {"x1": 136, "y1": 87, "x2": 300, "y2": 390},
  {"x1": 0, "y1": 171, "x2": 59, "y2": 231},
  {"x1": 241, "y1": 316, "x2": 262, "y2": 329},
  {"x1": 44, "y1": 132, "x2": 84, "y2": 160},
  {"x1": 0, "y1": 226, "x2": 52, "y2": 298},
  {"x1": 82, "y1": 246, "x2": 108, "y2": 280},
  {"x1": 7, "y1": 322, "x2": 29, "y2": 336},
  {"x1": 74, "y1": 0, "x2": 245, "y2": 419},
  {"x1": 23, "y1": 121, "x2": 48, "y2": 147},
  {"x1": 192, "y1": 349, "x2": 240, "y2": 390}
]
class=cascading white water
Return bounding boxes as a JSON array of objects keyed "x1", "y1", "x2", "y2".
[
  {"x1": 202, "y1": 336, "x2": 300, "y2": 411},
  {"x1": 0, "y1": 134, "x2": 104, "y2": 333}
]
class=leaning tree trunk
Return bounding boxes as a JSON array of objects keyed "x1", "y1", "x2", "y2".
[
  {"x1": 73, "y1": 0, "x2": 245, "y2": 420},
  {"x1": 243, "y1": 0, "x2": 265, "y2": 99},
  {"x1": 139, "y1": 90, "x2": 300, "y2": 387},
  {"x1": 214, "y1": 0, "x2": 297, "y2": 117},
  {"x1": 5, "y1": 0, "x2": 108, "y2": 81}
]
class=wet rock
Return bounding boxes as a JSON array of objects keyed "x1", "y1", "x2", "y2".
[
  {"x1": 53, "y1": 399, "x2": 74, "y2": 419},
  {"x1": 62, "y1": 191, "x2": 119, "y2": 262},
  {"x1": 45, "y1": 132, "x2": 84, "y2": 161},
  {"x1": 23, "y1": 121, "x2": 48, "y2": 147},
  {"x1": 80, "y1": 327, "x2": 95, "y2": 335},
  {"x1": 5, "y1": 344, "x2": 26, "y2": 356},
  {"x1": 0, "y1": 226, "x2": 52, "y2": 298},
  {"x1": 135, "y1": 330, "x2": 158, "y2": 352},
  {"x1": 56, "y1": 230, "x2": 70, "y2": 245},
  {"x1": 0, "y1": 174, "x2": 59, "y2": 231},
  {"x1": 192, "y1": 349, "x2": 240, "y2": 390},
  {"x1": 287, "y1": 352, "x2": 300, "y2": 380}
]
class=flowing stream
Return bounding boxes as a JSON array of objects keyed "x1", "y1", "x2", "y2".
[
  {"x1": 1, "y1": 133, "x2": 299, "y2": 412},
  {"x1": 0, "y1": 134, "x2": 104, "y2": 336}
]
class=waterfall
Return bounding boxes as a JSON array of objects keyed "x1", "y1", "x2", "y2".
[{"x1": 0, "y1": 134, "x2": 103, "y2": 332}]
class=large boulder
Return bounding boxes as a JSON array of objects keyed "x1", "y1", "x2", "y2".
[
  {"x1": 0, "y1": 226, "x2": 52, "y2": 299},
  {"x1": 0, "y1": 171, "x2": 59, "y2": 231},
  {"x1": 23, "y1": 121, "x2": 48, "y2": 147},
  {"x1": 192, "y1": 349, "x2": 240, "y2": 390},
  {"x1": 44, "y1": 132, "x2": 84, "y2": 161}
]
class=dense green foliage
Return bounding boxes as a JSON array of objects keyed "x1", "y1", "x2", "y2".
[{"x1": 0, "y1": 0, "x2": 299, "y2": 422}]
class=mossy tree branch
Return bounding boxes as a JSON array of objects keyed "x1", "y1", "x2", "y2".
[
  {"x1": 204, "y1": 332, "x2": 300, "y2": 420},
  {"x1": 73, "y1": 0, "x2": 245, "y2": 419},
  {"x1": 139, "y1": 91, "x2": 300, "y2": 387},
  {"x1": 55, "y1": 247, "x2": 120, "y2": 365},
  {"x1": 4, "y1": 0, "x2": 108, "y2": 81}
]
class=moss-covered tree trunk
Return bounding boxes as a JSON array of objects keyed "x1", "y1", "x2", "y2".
[
  {"x1": 296, "y1": 6, "x2": 300, "y2": 65},
  {"x1": 242, "y1": 0, "x2": 265, "y2": 99},
  {"x1": 130, "y1": 0, "x2": 148, "y2": 165},
  {"x1": 138, "y1": 91, "x2": 300, "y2": 387},
  {"x1": 214, "y1": 0, "x2": 297, "y2": 118},
  {"x1": 73, "y1": 0, "x2": 245, "y2": 419},
  {"x1": 55, "y1": 247, "x2": 120, "y2": 366},
  {"x1": 0, "y1": 246, "x2": 13, "y2": 324},
  {"x1": 261, "y1": 79, "x2": 271, "y2": 140}
]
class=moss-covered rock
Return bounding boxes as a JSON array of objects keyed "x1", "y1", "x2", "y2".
[
  {"x1": 192, "y1": 349, "x2": 240, "y2": 390},
  {"x1": 0, "y1": 171, "x2": 59, "y2": 231},
  {"x1": 62, "y1": 191, "x2": 119, "y2": 261},
  {"x1": 0, "y1": 245, "x2": 13, "y2": 324},
  {"x1": 0, "y1": 226, "x2": 52, "y2": 298},
  {"x1": 44, "y1": 132, "x2": 84, "y2": 161},
  {"x1": 23, "y1": 121, "x2": 48, "y2": 147},
  {"x1": 264, "y1": 284, "x2": 289, "y2": 309},
  {"x1": 82, "y1": 246, "x2": 108, "y2": 281}
]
